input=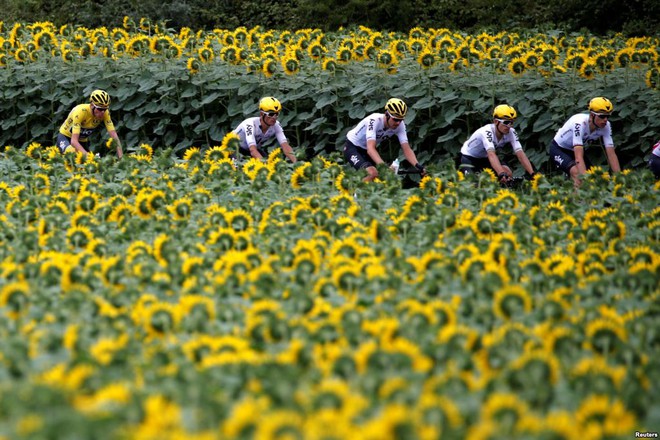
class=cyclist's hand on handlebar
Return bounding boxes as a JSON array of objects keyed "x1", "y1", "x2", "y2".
[{"x1": 415, "y1": 163, "x2": 427, "y2": 176}]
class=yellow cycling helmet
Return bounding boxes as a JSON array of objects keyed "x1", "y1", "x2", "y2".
[
  {"x1": 259, "y1": 97, "x2": 282, "y2": 113},
  {"x1": 90, "y1": 89, "x2": 110, "y2": 108},
  {"x1": 385, "y1": 98, "x2": 408, "y2": 119},
  {"x1": 588, "y1": 97, "x2": 613, "y2": 114},
  {"x1": 493, "y1": 104, "x2": 517, "y2": 120}
]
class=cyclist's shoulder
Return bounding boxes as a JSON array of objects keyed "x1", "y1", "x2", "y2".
[
  {"x1": 70, "y1": 103, "x2": 92, "y2": 116},
  {"x1": 566, "y1": 113, "x2": 588, "y2": 123},
  {"x1": 471, "y1": 124, "x2": 492, "y2": 136},
  {"x1": 240, "y1": 116, "x2": 259, "y2": 126}
]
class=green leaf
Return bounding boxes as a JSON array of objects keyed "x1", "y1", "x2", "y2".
[
  {"x1": 443, "y1": 106, "x2": 465, "y2": 124},
  {"x1": 412, "y1": 96, "x2": 435, "y2": 110},
  {"x1": 237, "y1": 83, "x2": 258, "y2": 96},
  {"x1": 437, "y1": 129, "x2": 461, "y2": 143},
  {"x1": 532, "y1": 112, "x2": 555, "y2": 132},
  {"x1": 304, "y1": 117, "x2": 327, "y2": 131},
  {"x1": 201, "y1": 92, "x2": 221, "y2": 105},
  {"x1": 181, "y1": 115, "x2": 201, "y2": 126},
  {"x1": 209, "y1": 124, "x2": 227, "y2": 143},
  {"x1": 123, "y1": 114, "x2": 145, "y2": 131},
  {"x1": 180, "y1": 87, "x2": 198, "y2": 99},
  {"x1": 123, "y1": 95, "x2": 148, "y2": 111},
  {"x1": 137, "y1": 78, "x2": 159, "y2": 92},
  {"x1": 194, "y1": 119, "x2": 213, "y2": 133},
  {"x1": 315, "y1": 94, "x2": 337, "y2": 109}
]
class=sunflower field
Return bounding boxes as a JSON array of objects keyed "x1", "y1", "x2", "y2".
[
  {"x1": 0, "y1": 136, "x2": 659, "y2": 438},
  {"x1": 1, "y1": 19, "x2": 660, "y2": 169},
  {"x1": 1, "y1": 17, "x2": 660, "y2": 440}
]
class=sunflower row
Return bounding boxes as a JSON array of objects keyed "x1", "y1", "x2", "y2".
[
  {"x1": 1, "y1": 20, "x2": 659, "y2": 86},
  {"x1": 0, "y1": 139, "x2": 657, "y2": 438}
]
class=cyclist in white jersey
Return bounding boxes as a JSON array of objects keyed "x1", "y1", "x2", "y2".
[
  {"x1": 343, "y1": 98, "x2": 425, "y2": 182},
  {"x1": 232, "y1": 96, "x2": 297, "y2": 163},
  {"x1": 650, "y1": 139, "x2": 660, "y2": 179},
  {"x1": 549, "y1": 97, "x2": 621, "y2": 187},
  {"x1": 459, "y1": 104, "x2": 536, "y2": 184}
]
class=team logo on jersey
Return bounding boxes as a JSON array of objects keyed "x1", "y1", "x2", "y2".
[
  {"x1": 350, "y1": 155, "x2": 359, "y2": 165},
  {"x1": 554, "y1": 155, "x2": 564, "y2": 165}
]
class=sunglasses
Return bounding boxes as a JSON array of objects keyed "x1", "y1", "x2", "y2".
[
  {"x1": 263, "y1": 111, "x2": 279, "y2": 117},
  {"x1": 93, "y1": 105, "x2": 108, "y2": 112},
  {"x1": 593, "y1": 113, "x2": 609, "y2": 120},
  {"x1": 496, "y1": 119, "x2": 514, "y2": 126},
  {"x1": 391, "y1": 117, "x2": 404, "y2": 123}
]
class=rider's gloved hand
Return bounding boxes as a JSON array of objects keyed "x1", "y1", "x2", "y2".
[
  {"x1": 415, "y1": 163, "x2": 427, "y2": 176},
  {"x1": 498, "y1": 172, "x2": 512, "y2": 184}
]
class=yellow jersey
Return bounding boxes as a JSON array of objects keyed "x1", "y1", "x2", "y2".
[{"x1": 59, "y1": 104, "x2": 116, "y2": 142}]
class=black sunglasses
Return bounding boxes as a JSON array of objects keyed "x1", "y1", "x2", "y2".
[
  {"x1": 391, "y1": 117, "x2": 404, "y2": 123},
  {"x1": 593, "y1": 113, "x2": 609, "y2": 120}
]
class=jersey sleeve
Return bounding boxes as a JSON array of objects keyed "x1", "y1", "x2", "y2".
[
  {"x1": 480, "y1": 128, "x2": 497, "y2": 151},
  {"x1": 244, "y1": 120, "x2": 257, "y2": 147},
  {"x1": 275, "y1": 122, "x2": 288, "y2": 145},
  {"x1": 509, "y1": 129, "x2": 523, "y2": 152},
  {"x1": 104, "y1": 111, "x2": 116, "y2": 132},
  {"x1": 602, "y1": 123, "x2": 614, "y2": 148},
  {"x1": 396, "y1": 122, "x2": 409, "y2": 145},
  {"x1": 70, "y1": 109, "x2": 84, "y2": 135},
  {"x1": 572, "y1": 121, "x2": 585, "y2": 147},
  {"x1": 365, "y1": 117, "x2": 379, "y2": 142}
]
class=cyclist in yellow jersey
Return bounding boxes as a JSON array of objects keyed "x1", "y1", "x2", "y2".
[{"x1": 57, "y1": 89, "x2": 123, "y2": 158}]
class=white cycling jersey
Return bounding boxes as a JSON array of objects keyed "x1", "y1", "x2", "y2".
[
  {"x1": 233, "y1": 117, "x2": 287, "y2": 151},
  {"x1": 652, "y1": 140, "x2": 660, "y2": 157},
  {"x1": 460, "y1": 123, "x2": 523, "y2": 158},
  {"x1": 553, "y1": 113, "x2": 614, "y2": 150},
  {"x1": 346, "y1": 113, "x2": 409, "y2": 148}
]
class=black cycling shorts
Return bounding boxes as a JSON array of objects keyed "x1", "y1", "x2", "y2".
[
  {"x1": 459, "y1": 154, "x2": 510, "y2": 175},
  {"x1": 649, "y1": 154, "x2": 660, "y2": 179},
  {"x1": 549, "y1": 140, "x2": 592, "y2": 175},
  {"x1": 56, "y1": 133, "x2": 89, "y2": 154},
  {"x1": 343, "y1": 140, "x2": 375, "y2": 170}
]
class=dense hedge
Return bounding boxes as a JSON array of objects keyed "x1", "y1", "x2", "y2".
[
  {"x1": 4, "y1": 0, "x2": 660, "y2": 36},
  {"x1": 1, "y1": 56, "x2": 657, "y2": 173}
]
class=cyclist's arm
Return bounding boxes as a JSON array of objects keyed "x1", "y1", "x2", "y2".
[
  {"x1": 515, "y1": 150, "x2": 535, "y2": 175},
  {"x1": 108, "y1": 130, "x2": 123, "y2": 158},
  {"x1": 400, "y1": 142, "x2": 421, "y2": 167},
  {"x1": 486, "y1": 149, "x2": 508, "y2": 176},
  {"x1": 70, "y1": 132, "x2": 88, "y2": 155},
  {"x1": 604, "y1": 146, "x2": 620, "y2": 173},
  {"x1": 366, "y1": 139, "x2": 385, "y2": 165},
  {"x1": 280, "y1": 141, "x2": 297, "y2": 163},
  {"x1": 574, "y1": 145, "x2": 587, "y2": 175},
  {"x1": 248, "y1": 144, "x2": 264, "y2": 160}
]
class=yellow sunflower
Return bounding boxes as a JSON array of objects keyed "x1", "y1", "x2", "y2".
[
  {"x1": 186, "y1": 57, "x2": 200, "y2": 74},
  {"x1": 281, "y1": 55, "x2": 300, "y2": 75}
]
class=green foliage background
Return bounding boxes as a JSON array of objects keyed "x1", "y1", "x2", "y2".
[
  {"x1": 4, "y1": 0, "x2": 660, "y2": 35},
  {"x1": 1, "y1": 56, "x2": 658, "y2": 172}
]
